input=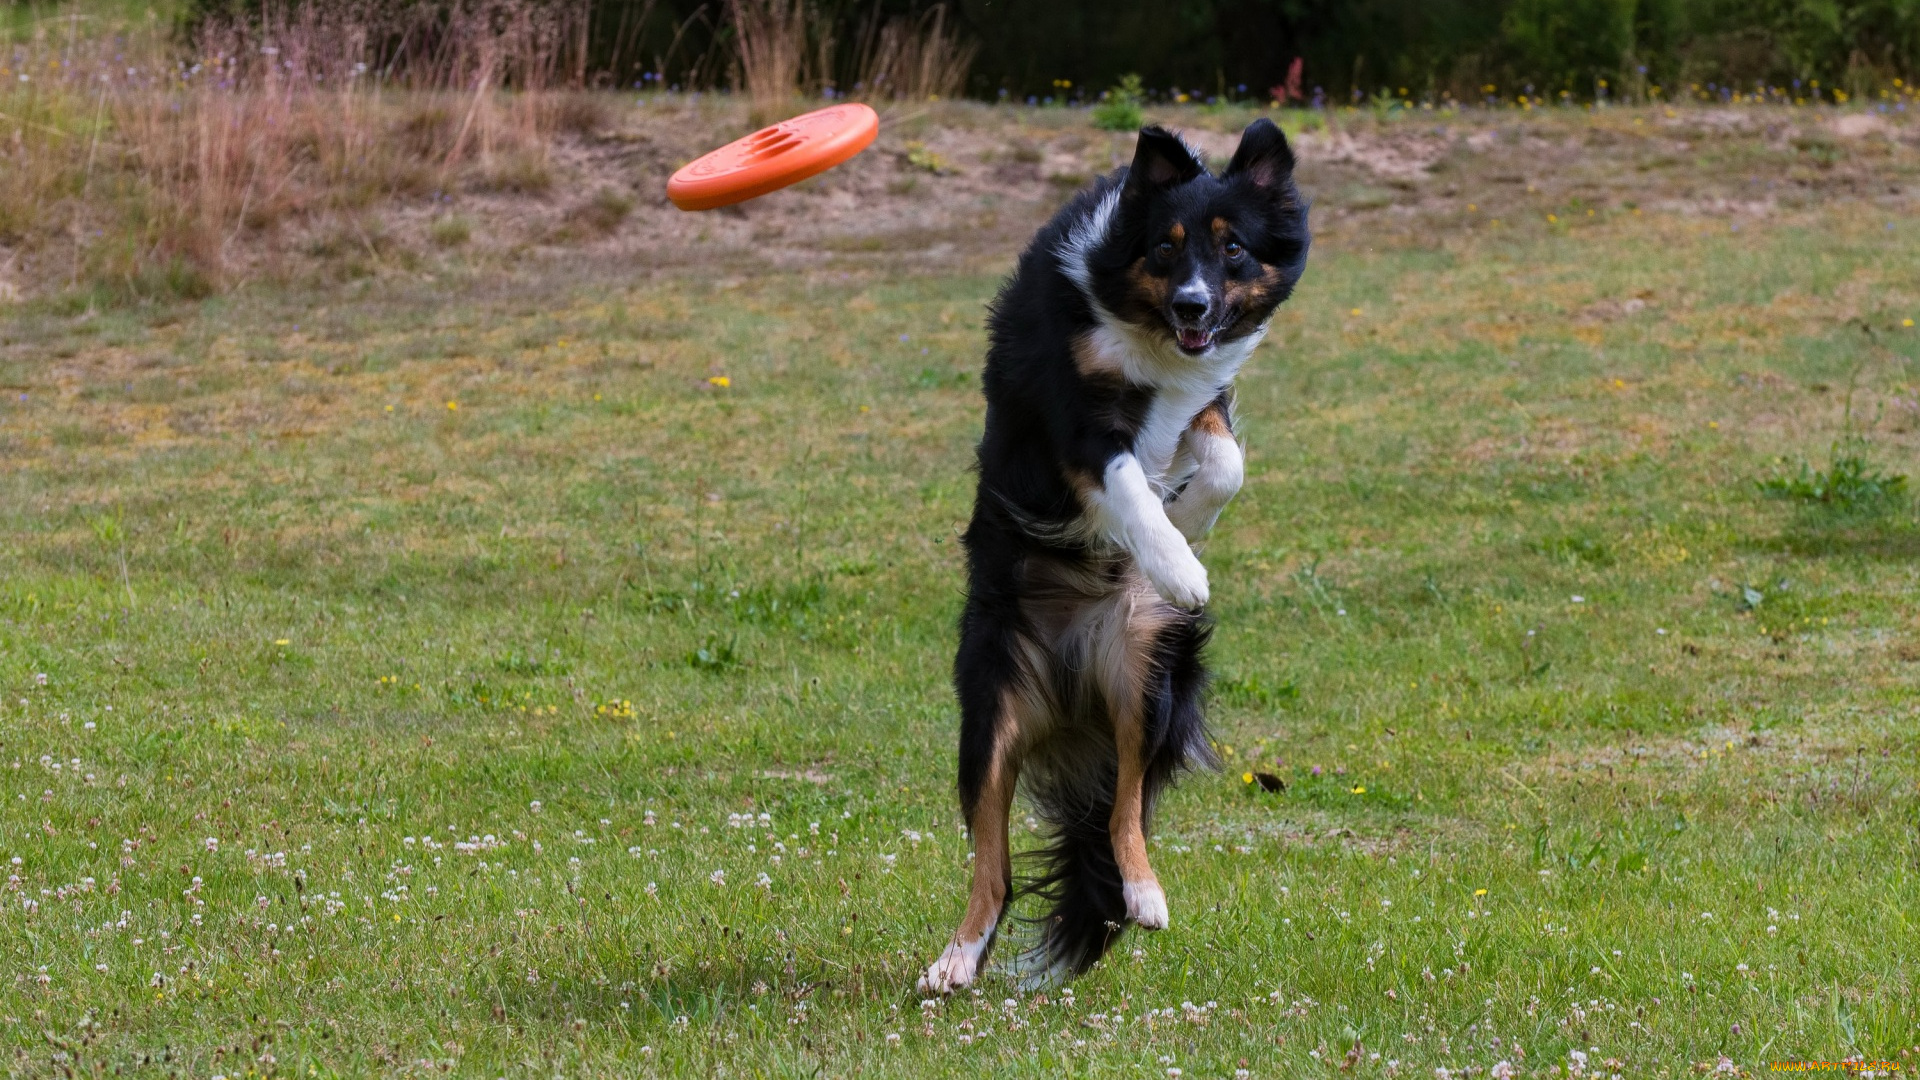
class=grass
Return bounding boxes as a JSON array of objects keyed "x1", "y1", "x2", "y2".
[
  {"x1": 4, "y1": 112, "x2": 1920, "y2": 1078},
  {"x1": 0, "y1": 1, "x2": 591, "y2": 293}
]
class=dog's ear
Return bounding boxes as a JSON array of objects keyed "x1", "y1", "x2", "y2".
[
  {"x1": 1224, "y1": 118, "x2": 1296, "y2": 192},
  {"x1": 1124, "y1": 126, "x2": 1204, "y2": 197}
]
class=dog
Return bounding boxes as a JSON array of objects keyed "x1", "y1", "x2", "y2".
[{"x1": 919, "y1": 119, "x2": 1309, "y2": 994}]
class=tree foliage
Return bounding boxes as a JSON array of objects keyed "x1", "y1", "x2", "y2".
[{"x1": 180, "y1": 0, "x2": 1920, "y2": 99}]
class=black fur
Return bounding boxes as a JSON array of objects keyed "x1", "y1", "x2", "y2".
[
  {"x1": 938, "y1": 120, "x2": 1309, "y2": 985},
  {"x1": 1013, "y1": 614, "x2": 1214, "y2": 976}
]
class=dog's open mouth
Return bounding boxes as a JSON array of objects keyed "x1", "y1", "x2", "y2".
[{"x1": 1175, "y1": 327, "x2": 1216, "y2": 353}]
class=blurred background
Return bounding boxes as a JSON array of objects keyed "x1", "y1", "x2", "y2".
[{"x1": 169, "y1": 0, "x2": 1920, "y2": 103}]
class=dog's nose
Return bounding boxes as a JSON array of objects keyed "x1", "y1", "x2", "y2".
[
  {"x1": 1171, "y1": 297, "x2": 1209, "y2": 322},
  {"x1": 1170, "y1": 282, "x2": 1211, "y2": 323}
]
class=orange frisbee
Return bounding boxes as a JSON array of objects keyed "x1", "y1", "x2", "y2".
[{"x1": 668, "y1": 103, "x2": 880, "y2": 211}]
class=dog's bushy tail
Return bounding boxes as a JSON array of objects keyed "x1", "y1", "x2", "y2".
[
  {"x1": 1010, "y1": 757, "x2": 1128, "y2": 986},
  {"x1": 1011, "y1": 618, "x2": 1213, "y2": 987}
]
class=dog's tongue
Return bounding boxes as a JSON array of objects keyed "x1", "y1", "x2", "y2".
[{"x1": 1178, "y1": 329, "x2": 1212, "y2": 351}]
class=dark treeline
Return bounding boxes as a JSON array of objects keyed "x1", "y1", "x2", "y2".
[
  {"x1": 184, "y1": 0, "x2": 1920, "y2": 100},
  {"x1": 955, "y1": 0, "x2": 1920, "y2": 101}
]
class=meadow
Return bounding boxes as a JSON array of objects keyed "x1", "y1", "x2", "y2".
[{"x1": 4, "y1": 87, "x2": 1920, "y2": 1077}]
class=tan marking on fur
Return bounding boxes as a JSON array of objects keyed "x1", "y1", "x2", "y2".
[
  {"x1": 1071, "y1": 330, "x2": 1125, "y2": 380},
  {"x1": 1110, "y1": 700, "x2": 1156, "y2": 885},
  {"x1": 1065, "y1": 466, "x2": 1101, "y2": 508},
  {"x1": 1104, "y1": 571, "x2": 1173, "y2": 886},
  {"x1": 1004, "y1": 629, "x2": 1060, "y2": 736},
  {"x1": 1189, "y1": 401, "x2": 1232, "y2": 439},
  {"x1": 1008, "y1": 554, "x2": 1184, "y2": 909},
  {"x1": 1223, "y1": 264, "x2": 1285, "y2": 324},
  {"x1": 1211, "y1": 216, "x2": 1231, "y2": 242},
  {"x1": 1126, "y1": 258, "x2": 1171, "y2": 315},
  {"x1": 1017, "y1": 557, "x2": 1177, "y2": 711},
  {"x1": 953, "y1": 700, "x2": 1021, "y2": 944},
  {"x1": 1167, "y1": 222, "x2": 1185, "y2": 245},
  {"x1": 1090, "y1": 571, "x2": 1178, "y2": 722}
]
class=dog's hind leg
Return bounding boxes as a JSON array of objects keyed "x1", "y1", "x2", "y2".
[
  {"x1": 1110, "y1": 699, "x2": 1169, "y2": 930},
  {"x1": 920, "y1": 679, "x2": 1023, "y2": 994},
  {"x1": 1096, "y1": 585, "x2": 1178, "y2": 931}
]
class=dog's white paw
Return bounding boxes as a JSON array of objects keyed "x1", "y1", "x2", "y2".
[
  {"x1": 1165, "y1": 498, "x2": 1223, "y2": 544},
  {"x1": 917, "y1": 938, "x2": 986, "y2": 995},
  {"x1": 1165, "y1": 443, "x2": 1242, "y2": 543},
  {"x1": 1142, "y1": 545, "x2": 1209, "y2": 611},
  {"x1": 1124, "y1": 879, "x2": 1169, "y2": 930}
]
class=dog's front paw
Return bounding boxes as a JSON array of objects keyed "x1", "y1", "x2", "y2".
[
  {"x1": 1123, "y1": 879, "x2": 1169, "y2": 930},
  {"x1": 917, "y1": 938, "x2": 985, "y2": 995},
  {"x1": 1141, "y1": 545, "x2": 1209, "y2": 611},
  {"x1": 1164, "y1": 497, "x2": 1222, "y2": 545}
]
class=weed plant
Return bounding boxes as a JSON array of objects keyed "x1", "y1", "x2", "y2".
[{"x1": 1092, "y1": 73, "x2": 1146, "y2": 131}]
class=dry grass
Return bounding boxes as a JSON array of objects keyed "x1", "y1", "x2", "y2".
[
  {"x1": 728, "y1": 0, "x2": 977, "y2": 121},
  {"x1": 0, "y1": 0, "x2": 984, "y2": 297},
  {"x1": 0, "y1": 1, "x2": 591, "y2": 295},
  {"x1": 727, "y1": 0, "x2": 817, "y2": 122},
  {"x1": 850, "y1": 4, "x2": 976, "y2": 103}
]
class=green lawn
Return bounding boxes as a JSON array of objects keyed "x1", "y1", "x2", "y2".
[{"x1": 3, "y1": 186, "x2": 1919, "y2": 1077}]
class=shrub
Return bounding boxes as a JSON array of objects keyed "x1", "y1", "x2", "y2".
[
  {"x1": 902, "y1": 142, "x2": 950, "y2": 174},
  {"x1": 1092, "y1": 73, "x2": 1146, "y2": 132}
]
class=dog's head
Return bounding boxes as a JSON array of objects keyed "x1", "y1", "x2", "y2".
[{"x1": 1088, "y1": 121, "x2": 1309, "y2": 356}]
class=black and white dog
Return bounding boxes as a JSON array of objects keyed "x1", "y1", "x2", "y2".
[{"x1": 920, "y1": 120, "x2": 1309, "y2": 993}]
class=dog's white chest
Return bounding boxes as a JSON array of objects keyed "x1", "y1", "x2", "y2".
[
  {"x1": 1135, "y1": 386, "x2": 1220, "y2": 489},
  {"x1": 1081, "y1": 322, "x2": 1257, "y2": 492}
]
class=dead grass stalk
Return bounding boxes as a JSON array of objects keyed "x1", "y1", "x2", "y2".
[
  {"x1": 0, "y1": 1, "x2": 589, "y2": 295},
  {"x1": 851, "y1": 4, "x2": 975, "y2": 102}
]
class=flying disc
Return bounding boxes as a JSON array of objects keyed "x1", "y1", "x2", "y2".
[{"x1": 668, "y1": 103, "x2": 880, "y2": 211}]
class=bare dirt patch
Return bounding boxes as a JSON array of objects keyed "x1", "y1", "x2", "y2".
[{"x1": 4, "y1": 100, "x2": 1917, "y2": 302}]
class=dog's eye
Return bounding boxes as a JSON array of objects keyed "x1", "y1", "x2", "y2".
[
  {"x1": 1223, "y1": 241, "x2": 1245, "y2": 261},
  {"x1": 1155, "y1": 241, "x2": 1175, "y2": 260}
]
